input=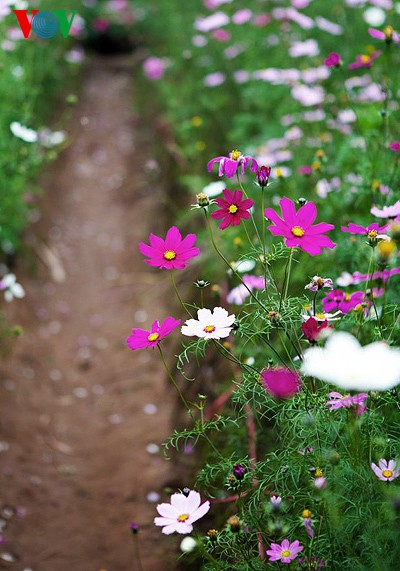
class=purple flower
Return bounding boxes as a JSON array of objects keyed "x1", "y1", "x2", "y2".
[
  {"x1": 348, "y1": 51, "x2": 381, "y2": 69},
  {"x1": 371, "y1": 459, "x2": 400, "y2": 482},
  {"x1": 232, "y1": 464, "x2": 246, "y2": 480},
  {"x1": 211, "y1": 188, "x2": 254, "y2": 229},
  {"x1": 324, "y1": 52, "x2": 341, "y2": 67},
  {"x1": 126, "y1": 317, "x2": 181, "y2": 350},
  {"x1": 264, "y1": 197, "x2": 336, "y2": 256},
  {"x1": 256, "y1": 165, "x2": 271, "y2": 188},
  {"x1": 325, "y1": 391, "x2": 368, "y2": 415},
  {"x1": 266, "y1": 539, "x2": 304, "y2": 563},
  {"x1": 389, "y1": 141, "x2": 400, "y2": 152},
  {"x1": 208, "y1": 150, "x2": 259, "y2": 178},
  {"x1": 368, "y1": 26, "x2": 400, "y2": 44},
  {"x1": 322, "y1": 289, "x2": 364, "y2": 314}
]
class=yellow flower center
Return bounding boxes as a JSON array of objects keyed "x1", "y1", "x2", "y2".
[
  {"x1": 368, "y1": 229, "x2": 378, "y2": 238},
  {"x1": 191, "y1": 116, "x2": 203, "y2": 127},
  {"x1": 163, "y1": 250, "x2": 176, "y2": 260},
  {"x1": 315, "y1": 469, "x2": 323, "y2": 478},
  {"x1": 204, "y1": 325, "x2": 216, "y2": 333},
  {"x1": 291, "y1": 226, "x2": 305, "y2": 237},
  {"x1": 384, "y1": 25, "x2": 394, "y2": 39},
  {"x1": 229, "y1": 204, "x2": 239, "y2": 214},
  {"x1": 312, "y1": 161, "x2": 320, "y2": 170},
  {"x1": 231, "y1": 149, "x2": 242, "y2": 161},
  {"x1": 147, "y1": 332, "x2": 159, "y2": 342},
  {"x1": 302, "y1": 509, "x2": 312, "y2": 518},
  {"x1": 316, "y1": 149, "x2": 324, "y2": 158},
  {"x1": 382, "y1": 469, "x2": 393, "y2": 478},
  {"x1": 276, "y1": 167, "x2": 283, "y2": 177},
  {"x1": 177, "y1": 513, "x2": 189, "y2": 522},
  {"x1": 315, "y1": 313, "x2": 325, "y2": 319},
  {"x1": 372, "y1": 179, "x2": 380, "y2": 190},
  {"x1": 360, "y1": 54, "x2": 371, "y2": 64},
  {"x1": 378, "y1": 240, "x2": 396, "y2": 257},
  {"x1": 344, "y1": 293, "x2": 351, "y2": 301},
  {"x1": 281, "y1": 550, "x2": 291, "y2": 557}
]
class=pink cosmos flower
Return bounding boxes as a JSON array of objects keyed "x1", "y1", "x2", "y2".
[
  {"x1": 322, "y1": 289, "x2": 364, "y2": 314},
  {"x1": 139, "y1": 226, "x2": 200, "y2": 270},
  {"x1": 368, "y1": 26, "x2": 400, "y2": 44},
  {"x1": 325, "y1": 391, "x2": 368, "y2": 415},
  {"x1": 227, "y1": 274, "x2": 266, "y2": 305},
  {"x1": 143, "y1": 57, "x2": 168, "y2": 81},
  {"x1": 154, "y1": 490, "x2": 210, "y2": 535},
  {"x1": 264, "y1": 197, "x2": 336, "y2": 256},
  {"x1": 371, "y1": 459, "x2": 400, "y2": 482},
  {"x1": 348, "y1": 51, "x2": 381, "y2": 69},
  {"x1": 298, "y1": 165, "x2": 313, "y2": 176},
  {"x1": 389, "y1": 141, "x2": 400, "y2": 152},
  {"x1": 324, "y1": 52, "x2": 341, "y2": 67},
  {"x1": 341, "y1": 222, "x2": 388, "y2": 236},
  {"x1": 261, "y1": 367, "x2": 301, "y2": 399},
  {"x1": 266, "y1": 539, "x2": 304, "y2": 563},
  {"x1": 208, "y1": 150, "x2": 259, "y2": 178},
  {"x1": 204, "y1": 72, "x2": 226, "y2": 87},
  {"x1": 181, "y1": 307, "x2": 235, "y2": 340},
  {"x1": 211, "y1": 188, "x2": 254, "y2": 229},
  {"x1": 232, "y1": 9, "x2": 252, "y2": 25},
  {"x1": 301, "y1": 318, "x2": 331, "y2": 343},
  {"x1": 371, "y1": 200, "x2": 400, "y2": 219},
  {"x1": 126, "y1": 317, "x2": 181, "y2": 350}
]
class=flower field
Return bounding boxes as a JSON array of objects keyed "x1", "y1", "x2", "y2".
[
  {"x1": 1, "y1": 0, "x2": 400, "y2": 570},
  {"x1": 129, "y1": 0, "x2": 400, "y2": 569}
]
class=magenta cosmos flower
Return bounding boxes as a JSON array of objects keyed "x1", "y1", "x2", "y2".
[
  {"x1": 324, "y1": 51, "x2": 341, "y2": 67},
  {"x1": 126, "y1": 316, "x2": 181, "y2": 350},
  {"x1": 371, "y1": 459, "x2": 400, "y2": 482},
  {"x1": 389, "y1": 141, "x2": 400, "y2": 152},
  {"x1": 261, "y1": 367, "x2": 301, "y2": 399},
  {"x1": 154, "y1": 490, "x2": 210, "y2": 535},
  {"x1": 207, "y1": 149, "x2": 259, "y2": 178},
  {"x1": 211, "y1": 188, "x2": 254, "y2": 229},
  {"x1": 301, "y1": 317, "x2": 331, "y2": 343},
  {"x1": 341, "y1": 222, "x2": 388, "y2": 238},
  {"x1": 368, "y1": 26, "x2": 400, "y2": 44},
  {"x1": 264, "y1": 197, "x2": 335, "y2": 256},
  {"x1": 322, "y1": 289, "x2": 364, "y2": 314},
  {"x1": 139, "y1": 226, "x2": 200, "y2": 270},
  {"x1": 266, "y1": 539, "x2": 304, "y2": 563},
  {"x1": 348, "y1": 51, "x2": 381, "y2": 69}
]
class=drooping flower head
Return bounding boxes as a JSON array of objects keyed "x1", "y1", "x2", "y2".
[
  {"x1": 371, "y1": 459, "x2": 400, "y2": 482},
  {"x1": 301, "y1": 332, "x2": 400, "y2": 391},
  {"x1": 266, "y1": 539, "x2": 304, "y2": 563},
  {"x1": 181, "y1": 307, "x2": 235, "y2": 340},
  {"x1": 301, "y1": 317, "x2": 331, "y2": 343},
  {"x1": 305, "y1": 275, "x2": 333, "y2": 292},
  {"x1": 322, "y1": 289, "x2": 364, "y2": 314},
  {"x1": 139, "y1": 226, "x2": 200, "y2": 270},
  {"x1": 154, "y1": 490, "x2": 210, "y2": 535},
  {"x1": 126, "y1": 317, "x2": 181, "y2": 350},
  {"x1": 264, "y1": 197, "x2": 336, "y2": 255},
  {"x1": 207, "y1": 149, "x2": 259, "y2": 178},
  {"x1": 368, "y1": 26, "x2": 400, "y2": 45},
  {"x1": 211, "y1": 188, "x2": 254, "y2": 229},
  {"x1": 324, "y1": 51, "x2": 341, "y2": 67},
  {"x1": 348, "y1": 50, "x2": 381, "y2": 69},
  {"x1": 261, "y1": 367, "x2": 301, "y2": 399},
  {"x1": 325, "y1": 391, "x2": 368, "y2": 415}
]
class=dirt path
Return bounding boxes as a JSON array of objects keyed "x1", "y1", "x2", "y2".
[{"x1": 0, "y1": 56, "x2": 186, "y2": 571}]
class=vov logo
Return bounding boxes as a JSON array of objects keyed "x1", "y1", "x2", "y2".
[{"x1": 13, "y1": 10, "x2": 78, "y2": 39}]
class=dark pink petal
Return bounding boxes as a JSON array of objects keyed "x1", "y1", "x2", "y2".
[
  {"x1": 158, "y1": 317, "x2": 181, "y2": 337},
  {"x1": 164, "y1": 226, "x2": 182, "y2": 249},
  {"x1": 211, "y1": 208, "x2": 227, "y2": 220},
  {"x1": 306, "y1": 222, "x2": 335, "y2": 235},
  {"x1": 149, "y1": 233, "x2": 165, "y2": 249},
  {"x1": 342, "y1": 223, "x2": 366, "y2": 234},
  {"x1": 139, "y1": 242, "x2": 157, "y2": 257},
  {"x1": 241, "y1": 197, "x2": 254, "y2": 209},
  {"x1": 207, "y1": 156, "x2": 225, "y2": 172},
  {"x1": 231, "y1": 188, "x2": 243, "y2": 202},
  {"x1": 176, "y1": 232, "x2": 197, "y2": 252},
  {"x1": 269, "y1": 224, "x2": 290, "y2": 237},
  {"x1": 224, "y1": 159, "x2": 239, "y2": 178},
  {"x1": 280, "y1": 197, "x2": 297, "y2": 226},
  {"x1": 264, "y1": 207, "x2": 285, "y2": 226},
  {"x1": 296, "y1": 201, "x2": 317, "y2": 228}
]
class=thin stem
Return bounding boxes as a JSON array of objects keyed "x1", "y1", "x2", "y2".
[
  {"x1": 279, "y1": 248, "x2": 294, "y2": 312},
  {"x1": 170, "y1": 271, "x2": 192, "y2": 318},
  {"x1": 204, "y1": 210, "x2": 269, "y2": 313},
  {"x1": 261, "y1": 187, "x2": 268, "y2": 290},
  {"x1": 132, "y1": 534, "x2": 145, "y2": 571}
]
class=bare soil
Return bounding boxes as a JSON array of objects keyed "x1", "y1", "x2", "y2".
[{"x1": 0, "y1": 56, "x2": 191, "y2": 571}]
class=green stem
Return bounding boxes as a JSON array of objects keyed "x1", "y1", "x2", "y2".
[
  {"x1": 132, "y1": 534, "x2": 145, "y2": 571},
  {"x1": 170, "y1": 271, "x2": 192, "y2": 317},
  {"x1": 279, "y1": 248, "x2": 294, "y2": 312}
]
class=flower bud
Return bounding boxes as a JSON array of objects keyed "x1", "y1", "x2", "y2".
[
  {"x1": 227, "y1": 515, "x2": 241, "y2": 532},
  {"x1": 232, "y1": 464, "x2": 246, "y2": 480},
  {"x1": 196, "y1": 192, "x2": 210, "y2": 207},
  {"x1": 257, "y1": 165, "x2": 271, "y2": 188}
]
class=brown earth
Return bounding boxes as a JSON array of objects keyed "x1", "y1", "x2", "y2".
[{"x1": 0, "y1": 55, "x2": 196, "y2": 571}]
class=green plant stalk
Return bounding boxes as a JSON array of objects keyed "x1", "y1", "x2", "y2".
[
  {"x1": 170, "y1": 270, "x2": 192, "y2": 318},
  {"x1": 279, "y1": 248, "x2": 294, "y2": 312}
]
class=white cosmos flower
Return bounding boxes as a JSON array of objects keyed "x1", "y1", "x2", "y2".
[
  {"x1": 0, "y1": 273, "x2": 25, "y2": 302},
  {"x1": 181, "y1": 307, "x2": 235, "y2": 340},
  {"x1": 301, "y1": 332, "x2": 400, "y2": 391}
]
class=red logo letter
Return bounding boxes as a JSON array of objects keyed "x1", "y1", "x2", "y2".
[{"x1": 13, "y1": 10, "x2": 40, "y2": 39}]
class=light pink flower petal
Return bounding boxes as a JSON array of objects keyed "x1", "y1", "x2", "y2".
[
  {"x1": 190, "y1": 501, "x2": 210, "y2": 523},
  {"x1": 170, "y1": 493, "x2": 189, "y2": 512},
  {"x1": 156, "y1": 503, "x2": 179, "y2": 518},
  {"x1": 185, "y1": 491, "x2": 201, "y2": 512}
]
